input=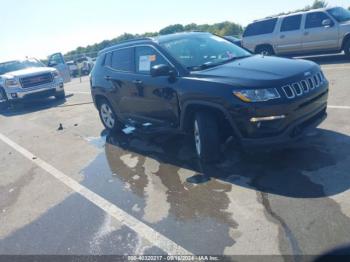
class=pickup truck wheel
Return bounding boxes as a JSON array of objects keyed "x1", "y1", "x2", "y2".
[
  {"x1": 98, "y1": 99, "x2": 121, "y2": 132},
  {"x1": 256, "y1": 45, "x2": 274, "y2": 56},
  {"x1": 0, "y1": 88, "x2": 9, "y2": 111},
  {"x1": 344, "y1": 40, "x2": 350, "y2": 58},
  {"x1": 193, "y1": 112, "x2": 220, "y2": 163},
  {"x1": 55, "y1": 90, "x2": 66, "y2": 100}
]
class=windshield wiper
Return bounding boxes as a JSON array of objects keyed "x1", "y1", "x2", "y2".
[{"x1": 188, "y1": 55, "x2": 251, "y2": 71}]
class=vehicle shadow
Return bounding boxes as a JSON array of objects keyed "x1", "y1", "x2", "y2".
[
  {"x1": 295, "y1": 53, "x2": 349, "y2": 65},
  {"x1": 0, "y1": 95, "x2": 72, "y2": 117},
  {"x1": 104, "y1": 128, "x2": 350, "y2": 199}
]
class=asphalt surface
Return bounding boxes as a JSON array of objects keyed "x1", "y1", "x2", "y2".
[{"x1": 0, "y1": 54, "x2": 350, "y2": 260}]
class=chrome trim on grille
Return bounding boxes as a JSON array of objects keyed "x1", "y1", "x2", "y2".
[
  {"x1": 281, "y1": 71, "x2": 326, "y2": 99},
  {"x1": 292, "y1": 82, "x2": 303, "y2": 96},
  {"x1": 301, "y1": 80, "x2": 309, "y2": 93},
  {"x1": 282, "y1": 85, "x2": 295, "y2": 99}
]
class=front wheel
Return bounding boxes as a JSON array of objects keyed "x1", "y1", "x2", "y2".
[
  {"x1": 55, "y1": 90, "x2": 66, "y2": 100},
  {"x1": 0, "y1": 88, "x2": 9, "y2": 111},
  {"x1": 193, "y1": 112, "x2": 221, "y2": 163}
]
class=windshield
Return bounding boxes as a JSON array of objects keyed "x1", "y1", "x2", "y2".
[
  {"x1": 0, "y1": 59, "x2": 44, "y2": 75},
  {"x1": 327, "y1": 7, "x2": 350, "y2": 23},
  {"x1": 159, "y1": 34, "x2": 251, "y2": 71}
]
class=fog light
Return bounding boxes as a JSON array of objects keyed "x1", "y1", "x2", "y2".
[
  {"x1": 11, "y1": 93, "x2": 18, "y2": 98},
  {"x1": 250, "y1": 115, "x2": 286, "y2": 123}
]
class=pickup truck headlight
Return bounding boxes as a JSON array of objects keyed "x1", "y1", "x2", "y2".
[
  {"x1": 5, "y1": 79, "x2": 21, "y2": 88},
  {"x1": 52, "y1": 71, "x2": 60, "y2": 78},
  {"x1": 233, "y1": 88, "x2": 280, "y2": 102}
]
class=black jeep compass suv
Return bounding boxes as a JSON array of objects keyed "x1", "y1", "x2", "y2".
[{"x1": 90, "y1": 32, "x2": 328, "y2": 162}]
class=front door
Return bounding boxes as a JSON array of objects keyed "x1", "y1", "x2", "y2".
[
  {"x1": 47, "y1": 53, "x2": 71, "y2": 83},
  {"x1": 302, "y1": 12, "x2": 339, "y2": 52},
  {"x1": 130, "y1": 46, "x2": 179, "y2": 127}
]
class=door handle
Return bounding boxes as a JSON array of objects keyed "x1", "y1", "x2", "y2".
[
  {"x1": 132, "y1": 80, "x2": 143, "y2": 85},
  {"x1": 280, "y1": 35, "x2": 285, "y2": 39},
  {"x1": 304, "y1": 31, "x2": 309, "y2": 36},
  {"x1": 104, "y1": 76, "x2": 112, "y2": 81}
]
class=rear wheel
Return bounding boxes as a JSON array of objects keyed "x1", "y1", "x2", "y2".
[
  {"x1": 98, "y1": 99, "x2": 121, "y2": 132},
  {"x1": 344, "y1": 40, "x2": 350, "y2": 59},
  {"x1": 193, "y1": 112, "x2": 220, "y2": 163},
  {"x1": 255, "y1": 45, "x2": 275, "y2": 56}
]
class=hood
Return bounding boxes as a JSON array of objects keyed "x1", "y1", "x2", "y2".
[
  {"x1": 190, "y1": 55, "x2": 318, "y2": 87},
  {"x1": 1, "y1": 67, "x2": 56, "y2": 78}
]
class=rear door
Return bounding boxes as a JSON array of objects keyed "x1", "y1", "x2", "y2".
[
  {"x1": 47, "y1": 53, "x2": 71, "y2": 83},
  {"x1": 276, "y1": 15, "x2": 303, "y2": 54},
  {"x1": 302, "y1": 11, "x2": 339, "y2": 51},
  {"x1": 104, "y1": 47, "x2": 136, "y2": 121}
]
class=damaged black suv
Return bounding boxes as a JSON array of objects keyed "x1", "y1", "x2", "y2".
[{"x1": 90, "y1": 32, "x2": 328, "y2": 162}]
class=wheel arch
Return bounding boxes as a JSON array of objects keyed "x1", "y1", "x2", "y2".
[
  {"x1": 342, "y1": 33, "x2": 350, "y2": 50},
  {"x1": 255, "y1": 44, "x2": 275, "y2": 54},
  {"x1": 180, "y1": 101, "x2": 241, "y2": 138}
]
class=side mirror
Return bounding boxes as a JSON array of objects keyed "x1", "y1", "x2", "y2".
[
  {"x1": 150, "y1": 64, "x2": 175, "y2": 77},
  {"x1": 322, "y1": 19, "x2": 332, "y2": 27}
]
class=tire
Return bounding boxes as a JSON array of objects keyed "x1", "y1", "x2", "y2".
[
  {"x1": 344, "y1": 40, "x2": 350, "y2": 59},
  {"x1": 255, "y1": 45, "x2": 275, "y2": 56},
  {"x1": 0, "y1": 88, "x2": 9, "y2": 111},
  {"x1": 193, "y1": 112, "x2": 221, "y2": 163},
  {"x1": 98, "y1": 99, "x2": 121, "y2": 132},
  {"x1": 55, "y1": 90, "x2": 66, "y2": 100}
]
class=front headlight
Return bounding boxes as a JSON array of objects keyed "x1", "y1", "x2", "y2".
[
  {"x1": 233, "y1": 88, "x2": 280, "y2": 102},
  {"x1": 5, "y1": 79, "x2": 21, "y2": 88},
  {"x1": 52, "y1": 70, "x2": 60, "y2": 78}
]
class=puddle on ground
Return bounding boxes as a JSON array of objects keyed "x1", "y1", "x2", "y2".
[{"x1": 78, "y1": 128, "x2": 350, "y2": 254}]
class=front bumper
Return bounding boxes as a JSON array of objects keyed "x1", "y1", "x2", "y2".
[
  {"x1": 229, "y1": 83, "x2": 329, "y2": 148},
  {"x1": 5, "y1": 80, "x2": 64, "y2": 101},
  {"x1": 239, "y1": 104, "x2": 327, "y2": 148}
]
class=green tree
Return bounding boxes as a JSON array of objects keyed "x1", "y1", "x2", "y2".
[
  {"x1": 159, "y1": 24, "x2": 185, "y2": 35},
  {"x1": 63, "y1": 21, "x2": 245, "y2": 59}
]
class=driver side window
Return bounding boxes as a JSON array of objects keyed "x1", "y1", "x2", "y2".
[{"x1": 135, "y1": 46, "x2": 169, "y2": 74}]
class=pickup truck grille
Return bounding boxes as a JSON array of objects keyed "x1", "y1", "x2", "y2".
[
  {"x1": 281, "y1": 72, "x2": 325, "y2": 99},
  {"x1": 20, "y1": 73, "x2": 53, "y2": 88}
]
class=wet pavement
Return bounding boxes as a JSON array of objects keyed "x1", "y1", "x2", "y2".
[{"x1": 1, "y1": 57, "x2": 350, "y2": 258}]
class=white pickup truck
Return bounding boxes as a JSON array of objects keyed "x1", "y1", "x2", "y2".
[{"x1": 0, "y1": 58, "x2": 66, "y2": 109}]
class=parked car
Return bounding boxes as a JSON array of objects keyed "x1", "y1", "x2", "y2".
[
  {"x1": 223, "y1": 35, "x2": 242, "y2": 47},
  {"x1": 90, "y1": 32, "x2": 328, "y2": 163},
  {"x1": 67, "y1": 61, "x2": 79, "y2": 77},
  {"x1": 0, "y1": 58, "x2": 65, "y2": 109},
  {"x1": 75, "y1": 56, "x2": 94, "y2": 75},
  {"x1": 242, "y1": 7, "x2": 350, "y2": 58},
  {"x1": 47, "y1": 53, "x2": 71, "y2": 83}
]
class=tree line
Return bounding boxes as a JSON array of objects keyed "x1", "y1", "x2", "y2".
[{"x1": 63, "y1": 0, "x2": 349, "y2": 60}]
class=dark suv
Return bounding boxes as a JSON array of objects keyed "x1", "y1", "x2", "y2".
[{"x1": 90, "y1": 32, "x2": 328, "y2": 162}]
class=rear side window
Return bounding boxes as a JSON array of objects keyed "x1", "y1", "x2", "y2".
[
  {"x1": 305, "y1": 12, "x2": 332, "y2": 28},
  {"x1": 281, "y1": 15, "x2": 302, "y2": 32},
  {"x1": 110, "y1": 48, "x2": 133, "y2": 72},
  {"x1": 135, "y1": 46, "x2": 169, "y2": 74},
  {"x1": 243, "y1": 18, "x2": 277, "y2": 37}
]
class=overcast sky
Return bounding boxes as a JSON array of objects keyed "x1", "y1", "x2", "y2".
[{"x1": 0, "y1": 0, "x2": 349, "y2": 61}]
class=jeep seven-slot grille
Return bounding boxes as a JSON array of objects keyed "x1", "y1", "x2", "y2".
[
  {"x1": 282, "y1": 72, "x2": 325, "y2": 99},
  {"x1": 20, "y1": 73, "x2": 53, "y2": 88}
]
